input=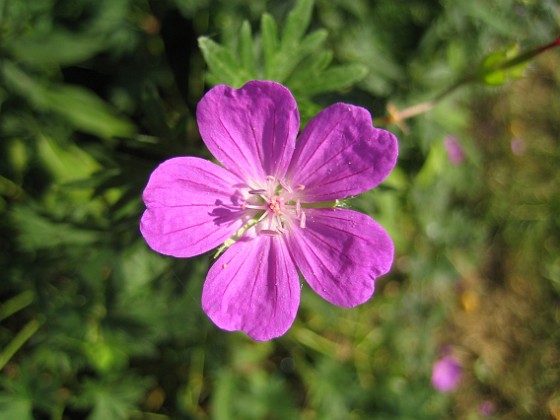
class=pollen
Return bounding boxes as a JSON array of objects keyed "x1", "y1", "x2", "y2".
[{"x1": 268, "y1": 198, "x2": 282, "y2": 214}]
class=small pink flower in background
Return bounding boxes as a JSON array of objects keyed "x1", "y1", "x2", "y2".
[
  {"x1": 510, "y1": 137, "x2": 525, "y2": 155},
  {"x1": 444, "y1": 135, "x2": 465, "y2": 165},
  {"x1": 479, "y1": 400, "x2": 496, "y2": 416},
  {"x1": 431, "y1": 354, "x2": 463, "y2": 393},
  {"x1": 140, "y1": 80, "x2": 398, "y2": 341}
]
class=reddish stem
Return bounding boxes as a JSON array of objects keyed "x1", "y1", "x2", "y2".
[{"x1": 538, "y1": 36, "x2": 560, "y2": 53}]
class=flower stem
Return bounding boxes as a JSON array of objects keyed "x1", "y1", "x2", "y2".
[
  {"x1": 292, "y1": 327, "x2": 339, "y2": 357},
  {"x1": 375, "y1": 35, "x2": 560, "y2": 128},
  {"x1": 0, "y1": 290, "x2": 34, "y2": 322},
  {"x1": 0, "y1": 318, "x2": 44, "y2": 370}
]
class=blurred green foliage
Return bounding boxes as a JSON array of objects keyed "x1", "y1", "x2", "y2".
[{"x1": 1, "y1": 0, "x2": 559, "y2": 418}]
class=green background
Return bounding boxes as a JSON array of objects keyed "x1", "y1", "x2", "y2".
[{"x1": 1, "y1": 0, "x2": 559, "y2": 418}]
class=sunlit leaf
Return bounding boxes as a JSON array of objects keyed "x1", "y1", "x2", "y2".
[
  {"x1": 198, "y1": 37, "x2": 249, "y2": 87},
  {"x1": 239, "y1": 21, "x2": 257, "y2": 79},
  {"x1": 281, "y1": 0, "x2": 314, "y2": 50},
  {"x1": 37, "y1": 135, "x2": 100, "y2": 182},
  {"x1": 290, "y1": 64, "x2": 368, "y2": 96},
  {"x1": 198, "y1": 0, "x2": 367, "y2": 99},
  {"x1": 274, "y1": 29, "x2": 328, "y2": 82},
  {"x1": 84, "y1": 339, "x2": 128, "y2": 374},
  {"x1": 479, "y1": 44, "x2": 528, "y2": 86},
  {"x1": 261, "y1": 13, "x2": 279, "y2": 79}
]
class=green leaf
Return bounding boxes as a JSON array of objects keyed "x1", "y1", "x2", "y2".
[
  {"x1": 198, "y1": 36, "x2": 249, "y2": 87},
  {"x1": 213, "y1": 370, "x2": 236, "y2": 420},
  {"x1": 11, "y1": 206, "x2": 100, "y2": 251},
  {"x1": 119, "y1": 242, "x2": 169, "y2": 300},
  {"x1": 2, "y1": 61, "x2": 135, "y2": 138},
  {"x1": 46, "y1": 86, "x2": 135, "y2": 138},
  {"x1": 281, "y1": 0, "x2": 314, "y2": 50},
  {"x1": 198, "y1": 0, "x2": 366, "y2": 100},
  {"x1": 0, "y1": 395, "x2": 33, "y2": 420},
  {"x1": 1, "y1": 60, "x2": 47, "y2": 107},
  {"x1": 60, "y1": 169, "x2": 121, "y2": 190},
  {"x1": 261, "y1": 13, "x2": 279, "y2": 79},
  {"x1": 84, "y1": 339, "x2": 128, "y2": 374},
  {"x1": 274, "y1": 29, "x2": 328, "y2": 82},
  {"x1": 8, "y1": 31, "x2": 105, "y2": 66},
  {"x1": 290, "y1": 64, "x2": 368, "y2": 96},
  {"x1": 479, "y1": 44, "x2": 528, "y2": 86},
  {"x1": 309, "y1": 50, "x2": 334, "y2": 73},
  {"x1": 77, "y1": 378, "x2": 147, "y2": 420},
  {"x1": 415, "y1": 141, "x2": 447, "y2": 189},
  {"x1": 239, "y1": 21, "x2": 257, "y2": 79},
  {"x1": 284, "y1": 39, "x2": 331, "y2": 88},
  {"x1": 3, "y1": 0, "x2": 129, "y2": 67},
  {"x1": 37, "y1": 135, "x2": 100, "y2": 182}
]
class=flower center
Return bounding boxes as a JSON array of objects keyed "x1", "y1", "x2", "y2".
[
  {"x1": 242, "y1": 176, "x2": 306, "y2": 236},
  {"x1": 268, "y1": 197, "x2": 282, "y2": 214}
]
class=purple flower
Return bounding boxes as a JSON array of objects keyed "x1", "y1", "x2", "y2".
[
  {"x1": 431, "y1": 355, "x2": 462, "y2": 393},
  {"x1": 140, "y1": 81, "x2": 398, "y2": 341},
  {"x1": 444, "y1": 135, "x2": 465, "y2": 165}
]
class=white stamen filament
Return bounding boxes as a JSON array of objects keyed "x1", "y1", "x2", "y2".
[
  {"x1": 299, "y1": 211, "x2": 306, "y2": 229},
  {"x1": 242, "y1": 176, "x2": 307, "y2": 236}
]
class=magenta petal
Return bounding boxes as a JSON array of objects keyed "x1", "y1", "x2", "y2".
[
  {"x1": 140, "y1": 157, "x2": 250, "y2": 258},
  {"x1": 202, "y1": 236, "x2": 300, "y2": 341},
  {"x1": 287, "y1": 103, "x2": 398, "y2": 201},
  {"x1": 286, "y1": 208, "x2": 394, "y2": 307},
  {"x1": 197, "y1": 81, "x2": 299, "y2": 183}
]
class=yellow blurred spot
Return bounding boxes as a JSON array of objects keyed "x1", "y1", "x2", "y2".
[
  {"x1": 549, "y1": 395, "x2": 560, "y2": 419},
  {"x1": 509, "y1": 119, "x2": 526, "y2": 137},
  {"x1": 386, "y1": 103, "x2": 410, "y2": 133},
  {"x1": 460, "y1": 289, "x2": 479, "y2": 312}
]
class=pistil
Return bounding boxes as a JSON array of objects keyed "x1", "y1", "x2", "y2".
[{"x1": 241, "y1": 177, "x2": 307, "y2": 235}]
